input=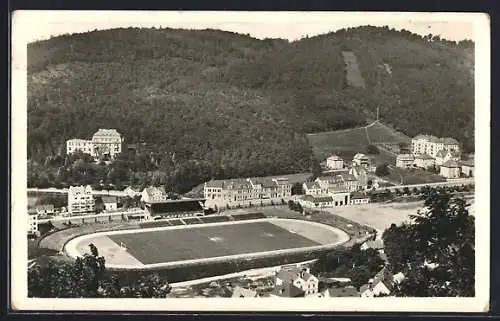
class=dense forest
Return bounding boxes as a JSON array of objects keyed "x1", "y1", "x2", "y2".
[{"x1": 27, "y1": 26, "x2": 474, "y2": 193}]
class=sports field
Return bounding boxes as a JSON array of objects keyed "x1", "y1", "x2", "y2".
[{"x1": 66, "y1": 219, "x2": 348, "y2": 268}]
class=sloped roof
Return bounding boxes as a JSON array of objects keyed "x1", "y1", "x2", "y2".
[
  {"x1": 441, "y1": 160, "x2": 461, "y2": 168},
  {"x1": 301, "y1": 195, "x2": 334, "y2": 203},
  {"x1": 144, "y1": 186, "x2": 167, "y2": 199},
  {"x1": 353, "y1": 153, "x2": 368, "y2": 160},
  {"x1": 327, "y1": 154, "x2": 343, "y2": 161},
  {"x1": 339, "y1": 173, "x2": 357, "y2": 182},
  {"x1": 439, "y1": 137, "x2": 459, "y2": 145},
  {"x1": 271, "y1": 283, "x2": 305, "y2": 298},
  {"x1": 231, "y1": 286, "x2": 258, "y2": 298},
  {"x1": 92, "y1": 128, "x2": 121, "y2": 137},
  {"x1": 102, "y1": 196, "x2": 117, "y2": 203},
  {"x1": 251, "y1": 177, "x2": 278, "y2": 188},
  {"x1": 350, "y1": 191, "x2": 369, "y2": 200},
  {"x1": 415, "y1": 153, "x2": 434, "y2": 160},
  {"x1": 303, "y1": 181, "x2": 321, "y2": 189},
  {"x1": 360, "y1": 284, "x2": 371, "y2": 294},
  {"x1": 372, "y1": 266, "x2": 394, "y2": 291},
  {"x1": 436, "y1": 149, "x2": 447, "y2": 158},
  {"x1": 327, "y1": 286, "x2": 359, "y2": 297},
  {"x1": 396, "y1": 153, "x2": 414, "y2": 161},
  {"x1": 205, "y1": 178, "x2": 252, "y2": 190},
  {"x1": 460, "y1": 159, "x2": 474, "y2": 167}
]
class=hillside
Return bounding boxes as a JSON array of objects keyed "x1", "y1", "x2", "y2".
[{"x1": 27, "y1": 26, "x2": 474, "y2": 193}]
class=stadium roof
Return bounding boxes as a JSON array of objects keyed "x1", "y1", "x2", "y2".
[{"x1": 441, "y1": 160, "x2": 461, "y2": 168}]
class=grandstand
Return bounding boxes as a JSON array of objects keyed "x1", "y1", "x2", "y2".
[
  {"x1": 145, "y1": 198, "x2": 206, "y2": 219},
  {"x1": 230, "y1": 213, "x2": 267, "y2": 221}
]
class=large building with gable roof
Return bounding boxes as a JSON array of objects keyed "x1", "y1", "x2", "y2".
[{"x1": 66, "y1": 128, "x2": 123, "y2": 159}]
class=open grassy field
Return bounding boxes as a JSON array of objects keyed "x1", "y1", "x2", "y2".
[
  {"x1": 106, "y1": 221, "x2": 329, "y2": 265},
  {"x1": 307, "y1": 121, "x2": 411, "y2": 161},
  {"x1": 387, "y1": 167, "x2": 445, "y2": 185}
]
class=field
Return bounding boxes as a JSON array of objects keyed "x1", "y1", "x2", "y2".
[
  {"x1": 307, "y1": 121, "x2": 410, "y2": 161},
  {"x1": 67, "y1": 219, "x2": 348, "y2": 268},
  {"x1": 387, "y1": 167, "x2": 445, "y2": 185}
]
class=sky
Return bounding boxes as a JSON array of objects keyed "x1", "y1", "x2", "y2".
[{"x1": 13, "y1": 11, "x2": 480, "y2": 44}]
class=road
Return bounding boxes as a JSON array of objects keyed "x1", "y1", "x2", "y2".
[{"x1": 27, "y1": 187, "x2": 134, "y2": 197}]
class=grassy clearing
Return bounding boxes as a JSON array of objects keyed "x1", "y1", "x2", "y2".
[
  {"x1": 307, "y1": 127, "x2": 368, "y2": 160},
  {"x1": 387, "y1": 167, "x2": 445, "y2": 185},
  {"x1": 366, "y1": 122, "x2": 411, "y2": 144}
]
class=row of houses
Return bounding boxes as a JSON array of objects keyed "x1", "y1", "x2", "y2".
[
  {"x1": 232, "y1": 261, "x2": 404, "y2": 298},
  {"x1": 203, "y1": 177, "x2": 292, "y2": 208}
]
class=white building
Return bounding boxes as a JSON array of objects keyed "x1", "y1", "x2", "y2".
[
  {"x1": 123, "y1": 186, "x2": 141, "y2": 198},
  {"x1": 299, "y1": 192, "x2": 351, "y2": 208},
  {"x1": 68, "y1": 185, "x2": 95, "y2": 215},
  {"x1": 396, "y1": 153, "x2": 415, "y2": 168},
  {"x1": 460, "y1": 159, "x2": 475, "y2": 177},
  {"x1": 349, "y1": 165, "x2": 368, "y2": 190},
  {"x1": 275, "y1": 267, "x2": 319, "y2": 296},
  {"x1": 66, "y1": 138, "x2": 94, "y2": 156},
  {"x1": 302, "y1": 182, "x2": 325, "y2": 196},
  {"x1": 35, "y1": 204, "x2": 55, "y2": 216},
  {"x1": 359, "y1": 267, "x2": 394, "y2": 298},
  {"x1": 411, "y1": 135, "x2": 460, "y2": 158},
  {"x1": 349, "y1": 191, "x2": 370, "y2": 205},
  {"x1": 27, "y1": 214, "x2": 39, "y2": 236},
  {"x1": 352, "y1": 153, "x2": 370, "y2": 167},
  {"x1": 66, "y1": 129, "x2": 123, "y2": 159},
  {"x1": 141, "y1": 186, "x2": 168, "y2": 203},
  {"x1": 92, "y1": 129, "x2": 123, "y2": 159},
  {"x1": 435, "y1": 149, "x2": 461, "y2": 166},
  {"x1": 414, "y1": 153, "x2": 435, "y2": 169},
  {"x1": 326, "y1": 154, "x2": 344, "y2": 170},
  {"x1": 439, "y1": 160, "x2": 461, "y2": 179},
  {"x1": 102, "y1": 196, "x2": 118, "y2": 211}
]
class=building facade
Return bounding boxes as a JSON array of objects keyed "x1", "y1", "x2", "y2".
[
  {"x1": 141, "y1": 186, "x2": 168, "y2": 203},
  {"x1": 352, "y1": 153, "x2": 370, "y2": 167},
  {"x1": 414, "y1": 154, "x2": 435, "y2": 168},
  {"x1": 102, "y1": 196, "x2": 118, "y2": 211},
  {"x1": 27, "y1": 214, "x2": 38, "y2": 236},
  {"x1": 411, "y1": 134, "x2": 460, "y2": 158},
  {"x1": 203, "y1": 177, "x2": 292, "y2": 208},
  {"x1": 275, "y1": 267, "x2": 319, "y2": 296},
  {"x1": 460, "y1": 160, "x2": 474, "y2": 177},
  {"x1": 68, "y1": 185, "x2": 95, "y2": 215},
  {"x1": 396, "y1": 153, "x2": 415, "y2": 168},
  {"x1": 439, "y1": 160, "x2": 461, "y2": 179},
  {"x1": 435, "y1": 149, "x2": 461, "y2": 166},
  {"x1": 315, "y1": 173, "x2": 358, "y2": 194},
  {"x1": 66, "y1": 128, "x2": 123, "y2": 159},
  {"x1": 326, "y1": 155, "x2": 344, "y2": 170}
]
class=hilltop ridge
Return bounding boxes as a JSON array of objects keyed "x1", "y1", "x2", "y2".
[{"x1": 27, "y1": 25, "x2": 474, "y2": 192}]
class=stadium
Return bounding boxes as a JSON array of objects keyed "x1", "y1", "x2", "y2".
[{"x1": 64, "y1": 215, "x2": 350, "y2": 270}]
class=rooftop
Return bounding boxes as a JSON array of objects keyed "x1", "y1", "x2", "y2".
[
  {"x1": 102, "y1": 196, "x2": 117, "y2": 203},
  {"x1": 301, "y1": 195, "x2": 334, "y2": 203},
  {"x1": 327, "y1": 154, "x2": 343, "y2": 161},
  {"x1": 270, "y1": 283, "x2": 305, "y2": 298},
  {"x1": 441, "y1": 160, "x2": 461, "y2": 168},
  {"x1": 326, "y1": 286, "x2": 359, "y2": 297},
  {"x1": 350, "y1": 191, "x2": 369, "y2": 200},
  {"x1": 92, "y1": 129, "x2": 121, "y2": 137},
  {"x1": 231, "y1": 286, "x2": 258, "y2": 298},
  {"x1": 362, "y1": 239, "x2": 384, "y2": 249},
  {"x1": 415, "y1": 153, "x2": 434, "y2": 160}
]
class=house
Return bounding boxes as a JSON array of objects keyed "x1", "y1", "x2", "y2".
[
  {"x1": 66, "y1": 138, "x2": 94, "y2": 156},
  {"x1": 141, "y1": 186, "x2": 168, "y2": 203},
  {"x1": 269, "y1": 283, "x2": 305, "y2": 298},
  {"x1": 318, "y1": 276, "x2": 352, "y2": 290},
  {"x1": 302, "y1": 181, "x2": 325, "y2": 196},
  {"x1": 275, "y1": 266, "x2": 319, "y2": 296},
  {"x1": 439, "y1": 160, "x2": 462, "y2": 179},
  {"x1": 349, "y1": 165, "x2": 368, "y2": 190},
  {"x1": 411, "y1": 135, "x2": 460, "y2": 158},
  {"x1": 460, "y1": 159, "x2": 475, "y2": 177},
  {"x1": 299, "y1": 195, "x2": 335, "y2": 208},
  {"x1": 102, "y1": 196, "x2": 118, "y2": 211},
  {"x1": 359, "y1": 267, "x2": 394, "y2": 297},
  {"x1": 350, "y1": 191, "x2": 370, "y2": 205},
  {"x1": 321, "y1": 286, "x2": 359, "y2": 298},
  {"x1": 68, "y1": 185, "x2": 95, "y2": 215},
  {"x1": 435, "y1": 149, "x2": 461, "y2": 166},
  {"x1": 396, "y1": 153, "x2": 415, "y2": 168},
  {"x1": 231, "y1": 286, "x2": 259, "y2": 298},
  {"x1": 315, "y1": 173, "x2": 358, "y2": 193},
  {"x1": 414, "y1": 153, "x2": 435, "y2": 169},
  {"x1": 27, "y1": 213, "x2": 38, "y2": 236},
  {"x1": 35, "y1": 204, "x2": 55, "y2": 216},
  {"x1": 353, "y1": 153, "x2": 370, "y2": 167},
  {"x1": 123, "y1": 186, "x2": 141, "y2": 198},
  {"x1": 326, "y1": 154, "x2": 344, "y2": 170}
]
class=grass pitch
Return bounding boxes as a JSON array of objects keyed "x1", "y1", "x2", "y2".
[{"x1": 108, "y1": 221, "x2": 321, "y2": 264}]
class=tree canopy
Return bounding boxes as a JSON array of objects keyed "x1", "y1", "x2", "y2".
[{"x1": 382, "y1": 189, "x2": 475, "y2": 296}]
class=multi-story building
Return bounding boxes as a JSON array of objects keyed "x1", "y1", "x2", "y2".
[
  {"x1": 68, "y1": 185, "x2": 95, "y2": 215},
  {"x1": 141, "y1": 186, "x2": 168, "y2": 203},
  {"x1": 302, "y1": 182, "x2": 325, "y2": 196},
  {"x1": 275, "y1": 266, "x2": 319, "y2": 297},
  {"x1": 66, "y1": 139, "x2": 94, "y2": 156},
  {"x1": 66, "y1": 129, "x2": 123, "y2": 159},
  {"x1": 396, "y1": 153, "x2": 415, "y2": 168},
  {"x1": 315, "y1": 173, "x2": 358, "y2": 194},
  {"x1": 439, "y1": 160, "x2": 461, "y2": 179},
  {"x1": 326, "y1": 154, "x2": 344, "y2": 170},
  {"x1": 27, "y1": 213, "x2": 39, "y2": 236},
  {"x1": 349, "y1": 165, "x2": 368, "y2": 190},
  {"x1": 435, "y1": 149, "x2": 461, "y2": 166},
  {"x1": 203, "y1": 177, "x2": 292, "y2": 208},
  {"x1": 411, "y1": 135, "x2": 460, "y2": 158},
  {"x1": 460, "y1": 159, "x2": 475, "y2": 177},
  {"x1": 414, "y1": 153, "x2": 435, "y2": 169},
  {"x1": 91, "y1": 129, "x2": 123, "y2": 159}
]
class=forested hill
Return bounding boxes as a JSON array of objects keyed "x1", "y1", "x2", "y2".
[{"x1": 27, "y1": 26, "x2": 474, "y2": 192}]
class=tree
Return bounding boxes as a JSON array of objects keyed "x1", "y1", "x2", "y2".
[
  {"x1": 365, "y1": 144, "x2": 380, "y2": 155},
  {"x1": 28, "y1": 245, "x2": 172, "y2": 298},
  {"x1": 383, "y1": 189, "x2": 475, "y2": 297},
  {"x1": 375, "y1": 164, "x2": 390, "y2": 176}
]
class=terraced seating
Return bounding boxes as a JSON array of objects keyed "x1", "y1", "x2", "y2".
[
  {"x1": 199, "y1": 215, "x2": 231, "y2": 224},
  {"x1": 230, "y1": 212, "x2": 267, "y2": 221},
  {"x1": 182, "y1": 217, "x2": 203, "y2": 225}
]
